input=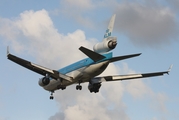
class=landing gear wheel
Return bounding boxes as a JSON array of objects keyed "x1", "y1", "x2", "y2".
[
  {"x1": 57, "y1": 85, "x2": 66, "y2": 90},
  {"x1": 76, "y1": 85, "x2": 82, "y2": 90},
  {"x1": 50, "y1": 96, "x2": 54, "y2": 100},
  {"x1": 61, "y1": 86, "x2": 66, "y2": 90},
  {"x1": 50, "y1": 92, "x2": 54, "y2": 100},
  {"x1": 76, "y1": 85, "x2": 79, "y2": 90},
  {"x1": 76, "y1": 80, "x2": 82, "y2": 90},
  {"x1": 79, "y1": 85, "x2": 82, "y2": 90}
]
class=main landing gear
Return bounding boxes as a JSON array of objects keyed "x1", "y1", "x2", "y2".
[
  {"x1": 76, "y1": 85, "x2": 82, "y2": 90},
  {"x1": 57, "y1": 85, "x2": 66, "y2": 90},
  {"x1": 76, "y1": 80, "x2": 82, "y2": 90}
]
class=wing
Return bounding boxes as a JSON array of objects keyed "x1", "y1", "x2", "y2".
[
  {"x1": 91, "y1": 66, "x2": 172, "y2": 84},
  {"x1": 7, "y1": 49, "x2": 73, "y2": 82}
]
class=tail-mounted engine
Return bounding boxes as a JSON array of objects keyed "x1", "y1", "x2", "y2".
[
  {"x1": 88, "y1": 82, "x2": 101, "y2": 93},
  {"x1": 38, "y1": 77, "x2": 50, "y2": 86},
  {"x1": 93, "y1": 37, "x2": 117, "y2": 53}
]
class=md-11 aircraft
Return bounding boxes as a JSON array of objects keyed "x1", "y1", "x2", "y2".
[{"x1": 7, "y1": 15, "x2": 172, "y2": 99}]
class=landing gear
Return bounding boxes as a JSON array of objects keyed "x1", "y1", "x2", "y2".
[
  {"x1": 50, "y1": 95, "x2": 54, "y2": 100},
  {"x1": 88, "y1": 83, "x2": 101, "y2": 93},
  {"x1": 61, "y1": 86, "x2": 66, "y2": 90},
  {"x1": 57, "y1": 85, "x2": 66, "y2": 90},
  {"x1": 50, "y1": 92, "x2": 54, "y2": 100},
  {"x1": 76, "y1": 85, "x2": 82, "y2": 90},
  {"x1": 76, "y1": 80, "x2": 82, "y2": 90}
]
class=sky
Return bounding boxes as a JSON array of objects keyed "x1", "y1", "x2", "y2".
[{"x1": 0, "y1": 0, "x2": 179, "y2": 120}]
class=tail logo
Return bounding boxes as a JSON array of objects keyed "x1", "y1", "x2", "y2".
[{"x1": 104, "y1": 29, "x2": 111, "y2": 38}]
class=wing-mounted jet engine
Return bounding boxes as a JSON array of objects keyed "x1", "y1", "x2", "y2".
[
  {"x1": 38, "y1": 74, "x2": 51, "y2": 86},
  {"x1": 93, "y1": 14, "x2": 117, "y2": 54},
  {"x1": 38, "y1": 77, "x2": 50, "y2": 86}
]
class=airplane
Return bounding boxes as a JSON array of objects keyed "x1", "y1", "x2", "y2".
[{"x1": 7, "y1": 14, "x2": 172, "y2": 100}]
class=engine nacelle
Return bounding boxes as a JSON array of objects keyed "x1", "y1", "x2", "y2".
[
  {"x1": 93, "y1": 37, "x2": 117, "y2": 53},
  {"x1": 38, "y1": 77, "x2": 50, "y2": 86},
  {"x1": 88, "y1": 83, "x2": 102, "y2": 93}
]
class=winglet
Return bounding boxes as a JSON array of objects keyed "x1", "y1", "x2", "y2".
[
  {"x1": 167, "y1": 64, "x2": 173, "y2": 74},
  {"x1": 7, "y1": 46, "x2": 10, "y2": 56}
]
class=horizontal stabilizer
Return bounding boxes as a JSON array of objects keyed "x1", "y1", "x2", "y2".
[
  {"x1": 79, "y1": 46, "x2": 106, "y2": 62},
  {"x1": 109, "y1": 53, "x2": 141, "y2": 63}
]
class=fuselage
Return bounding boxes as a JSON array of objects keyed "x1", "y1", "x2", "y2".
[{"x1": 42, "y1": 52, "x2": 113, "y2": 91}]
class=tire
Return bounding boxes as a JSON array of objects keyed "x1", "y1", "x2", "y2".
[
  {"x1": 76, "y1": 85, "x2": 79, "y2": 90},
  {"x1": 79, "y1": 86, "x2": 82, "y2": 90}
]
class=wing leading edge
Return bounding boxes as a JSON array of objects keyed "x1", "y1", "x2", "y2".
[
  {"x1": 91, "y1": 65, "x2": 172, "y2": 84},
  {"x1": 7, "y1": 50, "x2": 73, "y2": 82}
]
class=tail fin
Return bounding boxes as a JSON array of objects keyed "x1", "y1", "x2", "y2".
[
  {"x1": 103, "y1": 14, "x2": 116, "y2": 39},
  {"x1": 93, "y1": 14, "x2": 117, "y2": 54}
]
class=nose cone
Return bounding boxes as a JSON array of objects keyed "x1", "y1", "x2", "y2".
[{"x1": 108, "y1": 40, "x2": 117, "y2": 49}]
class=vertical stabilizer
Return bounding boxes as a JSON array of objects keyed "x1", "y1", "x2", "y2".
[
  {"x1": 93, "y1": 14, "x2": 117, "y2": 53},
  {"x1": 103, "y1": 14, "x2": 116, "y2": 39}
]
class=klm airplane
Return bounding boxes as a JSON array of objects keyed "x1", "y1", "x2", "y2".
[{"x1": 7, "y1": 15, "x2": 172, "y2": 100}]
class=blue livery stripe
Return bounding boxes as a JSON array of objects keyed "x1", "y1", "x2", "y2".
[{"x1": 58, "y1": 52, "x2": 112, "y2": 74}]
